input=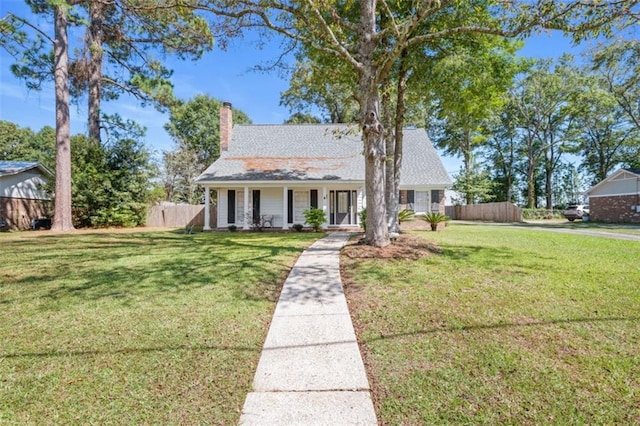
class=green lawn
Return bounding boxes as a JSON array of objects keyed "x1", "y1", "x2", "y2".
[
  {"x1": 0, "y1": 229, "x2": 319, "y2": 425},
  {"x1": 343, "y1": 224, "x2": 640, "y2": 425}
]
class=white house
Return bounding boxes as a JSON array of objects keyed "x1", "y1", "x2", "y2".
[
  {"x1": 0, "y1": 161, "x2": 53, "y2": 229},
  {"x1": 196, "y1": 103, "x2": 452, "y2": 230},
  {"x1": 585, "y1": 168, "x2": 640, "y2": 223}
]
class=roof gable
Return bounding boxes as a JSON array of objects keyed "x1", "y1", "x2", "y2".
[
  {"x1": 196, "y1": 124, "x2": 452, "y2": 186},
  {"x1": 0, "y1": 161, "x2": 53, "y2": 178},
  {"x1": 586, "y1": 168, "x2": 640, "y2": 196}
]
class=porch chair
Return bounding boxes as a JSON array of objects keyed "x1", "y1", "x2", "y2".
[{"x1": 262, "y1": 215, "x2": 274, "y2": 228}]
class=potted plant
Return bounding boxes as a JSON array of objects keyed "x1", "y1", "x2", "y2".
[{"x1": 421, "y1": 212, "x2": 450, "y2": 231}]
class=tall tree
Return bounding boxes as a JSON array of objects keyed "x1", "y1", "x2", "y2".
[
  {"x1": 0, "y1": 121, "x2": 55, "y2": 169},
  {"x1": 426, "y1": 38, "x2": 526, "y2": 203},
  {"x1": 4, "y1": 1, "x2": 213, "y2": 143},
  {"x1": 2, "y1": 0, "x2": 213, "y2": 232},
  {"x1": 483, "y1": 105, "x2": 521, "y2": 203},
  {"x1": 511, "y1": 57, "x2": 582, "y2": 208},
  {"x1": 575, "y1": 73, "x2": 638, "y2": 183},
  {"x1": 162, "y1": 147, "x2": 201, "y2": 203},
  {"x1": 52, "y1": 1, "x2": 74, "y2": 231},
  {"x1": 163, "y1": 95, "x2": 252, "y2": 204},
  {"x1": 200, "y1": 0, "x2": 638, "y2": 247},
  {"x1": 281, "y1": 57, "x2": 359, "y2": 123},
  {"x1": 164, "y1": 95, "x2": 252, "y2": 166},
  {"x1": 591, "y1": 39, "x2": 640, "y2": 132},
  {"x1": 283, "y1": 112, "x2": 322, "y2": 124},
  {"x1": 452, "y1": 160, "x2": 495, "y2": 205}
]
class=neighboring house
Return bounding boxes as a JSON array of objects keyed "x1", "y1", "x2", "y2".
[
  {"x1": 585, "y1": 168, "x2": 640, "y2": 223},
  {"x1": 196, "y1": 103, "x2": 452, "y2": 230},
  {"x1": 0, "y1": 161, "x2": 53, "y2": 230}
]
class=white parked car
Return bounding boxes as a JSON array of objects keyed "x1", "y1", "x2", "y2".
[{"x1": 563, "y1": 205, "x2": 589, "y2": 222}]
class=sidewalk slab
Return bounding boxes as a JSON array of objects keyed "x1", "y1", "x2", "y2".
[
  {"x1": 252, "y1": 314, "x2": 370, "y2": 391},
  {"x1": 240, "y1": 391, "x2": 377, "y2": 425}
]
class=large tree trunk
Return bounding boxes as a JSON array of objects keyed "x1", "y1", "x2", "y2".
[
  {"x1": 88, "y1": 0, "x2": 104, "y2": 143},
  {"x1": 363, "y1": 108, "x2": 388, "y2": 247},
  {"x1": 52, "y1": 3, "x2": 75, "y2": 232},
  {"x1": 359, "y1": 0, "x2": 388, "y2": 248},
  {"x1": 382, "y1": 80, "x2": 395, "y2": 231},
  {"x1": 463, "y1": 129, "x2": 474, "y2": 205},
  {"x1": 545, "y1": 159, "x2": 553, "y2": 208},
  {"x1": 386, "y1": 57, "x2": 408, "y2": 234},
  {"x1": 384, "y1": 125, "x2": 396, "y2": 229},
  {"x1": 527, "y1": 161, "x2": 536, "y2": 209}
]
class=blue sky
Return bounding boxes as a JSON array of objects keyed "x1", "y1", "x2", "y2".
[{"x1": 0, "y1": 1, "x2": 589, "y2": 174}]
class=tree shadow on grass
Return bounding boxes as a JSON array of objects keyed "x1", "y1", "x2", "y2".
[
  {"x1": 0, "y1": 231, "x2": 319, "y2": 306},
  {"x1": 1, "y1": 342, "x2": 261, "y2": 360},
  {"x1": 427, "y1": 243, "x2": 559, "y2": 278},
  {"x1": 362, "y1": 315, "x2": 640, "y2": 344}
]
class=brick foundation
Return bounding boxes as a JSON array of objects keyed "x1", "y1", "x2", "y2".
[
  {"x1": 0, "y1": 197, "x2": 53, "y2": 230},
  {"x1": 590, "y1": 194, "x2": 640, "y2": 223}
]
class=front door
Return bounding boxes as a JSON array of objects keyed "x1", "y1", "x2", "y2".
[{"x1": 335, "y1": 191, "x2": 351, "y2": 224}]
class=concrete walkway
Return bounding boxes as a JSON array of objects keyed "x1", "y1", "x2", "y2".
[{"x1": 239, "y1": 233, "x2": 377, "y2": 425}]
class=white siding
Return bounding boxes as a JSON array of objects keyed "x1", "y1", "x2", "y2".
[
  {"x1": 357, "y1": 187, "x2": 365, "y2": 223},
  {"x1": 0, "y1": 171, "x2": 49, "y2": 199},
  {"x1": 590, "y1": 175, "x2": 640, "y2": 197},
  {"x1": 258, "y1": 187, "x2": 285, "y2": 227},
  {"x1": 236, "y1": 191, "x2": 245, "y2": 225},
  {"x1": 216, "y1": 185, "x2": 365, "y2": 227},
  {"x1": 217, "y1": 189, "x2": 228, "y2": 227}
]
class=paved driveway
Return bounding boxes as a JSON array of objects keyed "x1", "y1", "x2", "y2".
[
  {"x1": 454, "y1": 221, "x2": 640, "y2": 242},
  {"x1": 521, "y1": 226, "x2": 640, "y2": 241}
]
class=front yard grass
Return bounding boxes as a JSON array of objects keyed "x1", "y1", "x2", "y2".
[
  {"x1": 0, "y1": 230, "x2": 319, "y2": 425},
  {"x1": 342, "y1": 224, "x2": 640, "y2": 425}
]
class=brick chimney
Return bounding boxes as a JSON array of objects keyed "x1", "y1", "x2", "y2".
[{"x1": 220, "y1": 101, "x2": 232, "y2": 152}]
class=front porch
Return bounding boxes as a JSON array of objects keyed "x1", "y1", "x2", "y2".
[{"x1": 202, "y1": 184, "x2": 364, "y2": 231}]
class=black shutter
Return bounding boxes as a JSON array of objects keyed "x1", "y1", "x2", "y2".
[
  {"x1": 431, "y1": 190, "x2": 440, "y2": 204},
  {"x1": 407, "y1": 190, "x2": 415, "y2": 204},
  {"x1": 287, "y1": 190, "x2": 293, "y2": 224},
  {"x1": 227, "y1": 190, "x2": 235, "y2": 224},
  {"x1": 252, "y1": 190, "x2": 261, "y2": 223},
  {"x1": 310, "y1": 189, "x2": 318, "y2": 208}
]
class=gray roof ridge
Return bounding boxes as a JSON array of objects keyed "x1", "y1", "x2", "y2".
[{"x1": 232, "y1": 123, "x2": 356, "y2": 127}]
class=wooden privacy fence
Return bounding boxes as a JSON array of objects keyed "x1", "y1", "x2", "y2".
[
  {"x1": 146, "y1": 204, "x2": 216, "y2": 228},
  {"x1": 446, "y1": 202, "x2": 523, "y2": 223}
]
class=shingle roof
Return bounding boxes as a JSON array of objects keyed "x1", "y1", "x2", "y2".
[
  {"x1": 0, "y1": 161, "x2": 52, "y2": 177},
  {"x1": 196, "y1": 124, "x2": 452, "y2": 186}
]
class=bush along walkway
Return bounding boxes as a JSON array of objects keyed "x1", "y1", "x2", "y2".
[{"x1": 239, "y1": 233, "x2": 377, "y2": 425}]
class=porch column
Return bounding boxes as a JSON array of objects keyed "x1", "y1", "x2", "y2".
[
  {"x1": 203, "y1": 187, "x2": 211, "y2": 231},
  {"x1": 322, "y1": 186, "x2": 328, "y2": 229},
  {"x1": 243, "y1": 186, "x2": 250, "y2": 230},
  {"x1": 282, "y1": 186, "x2": 288, "y2": 230}
]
